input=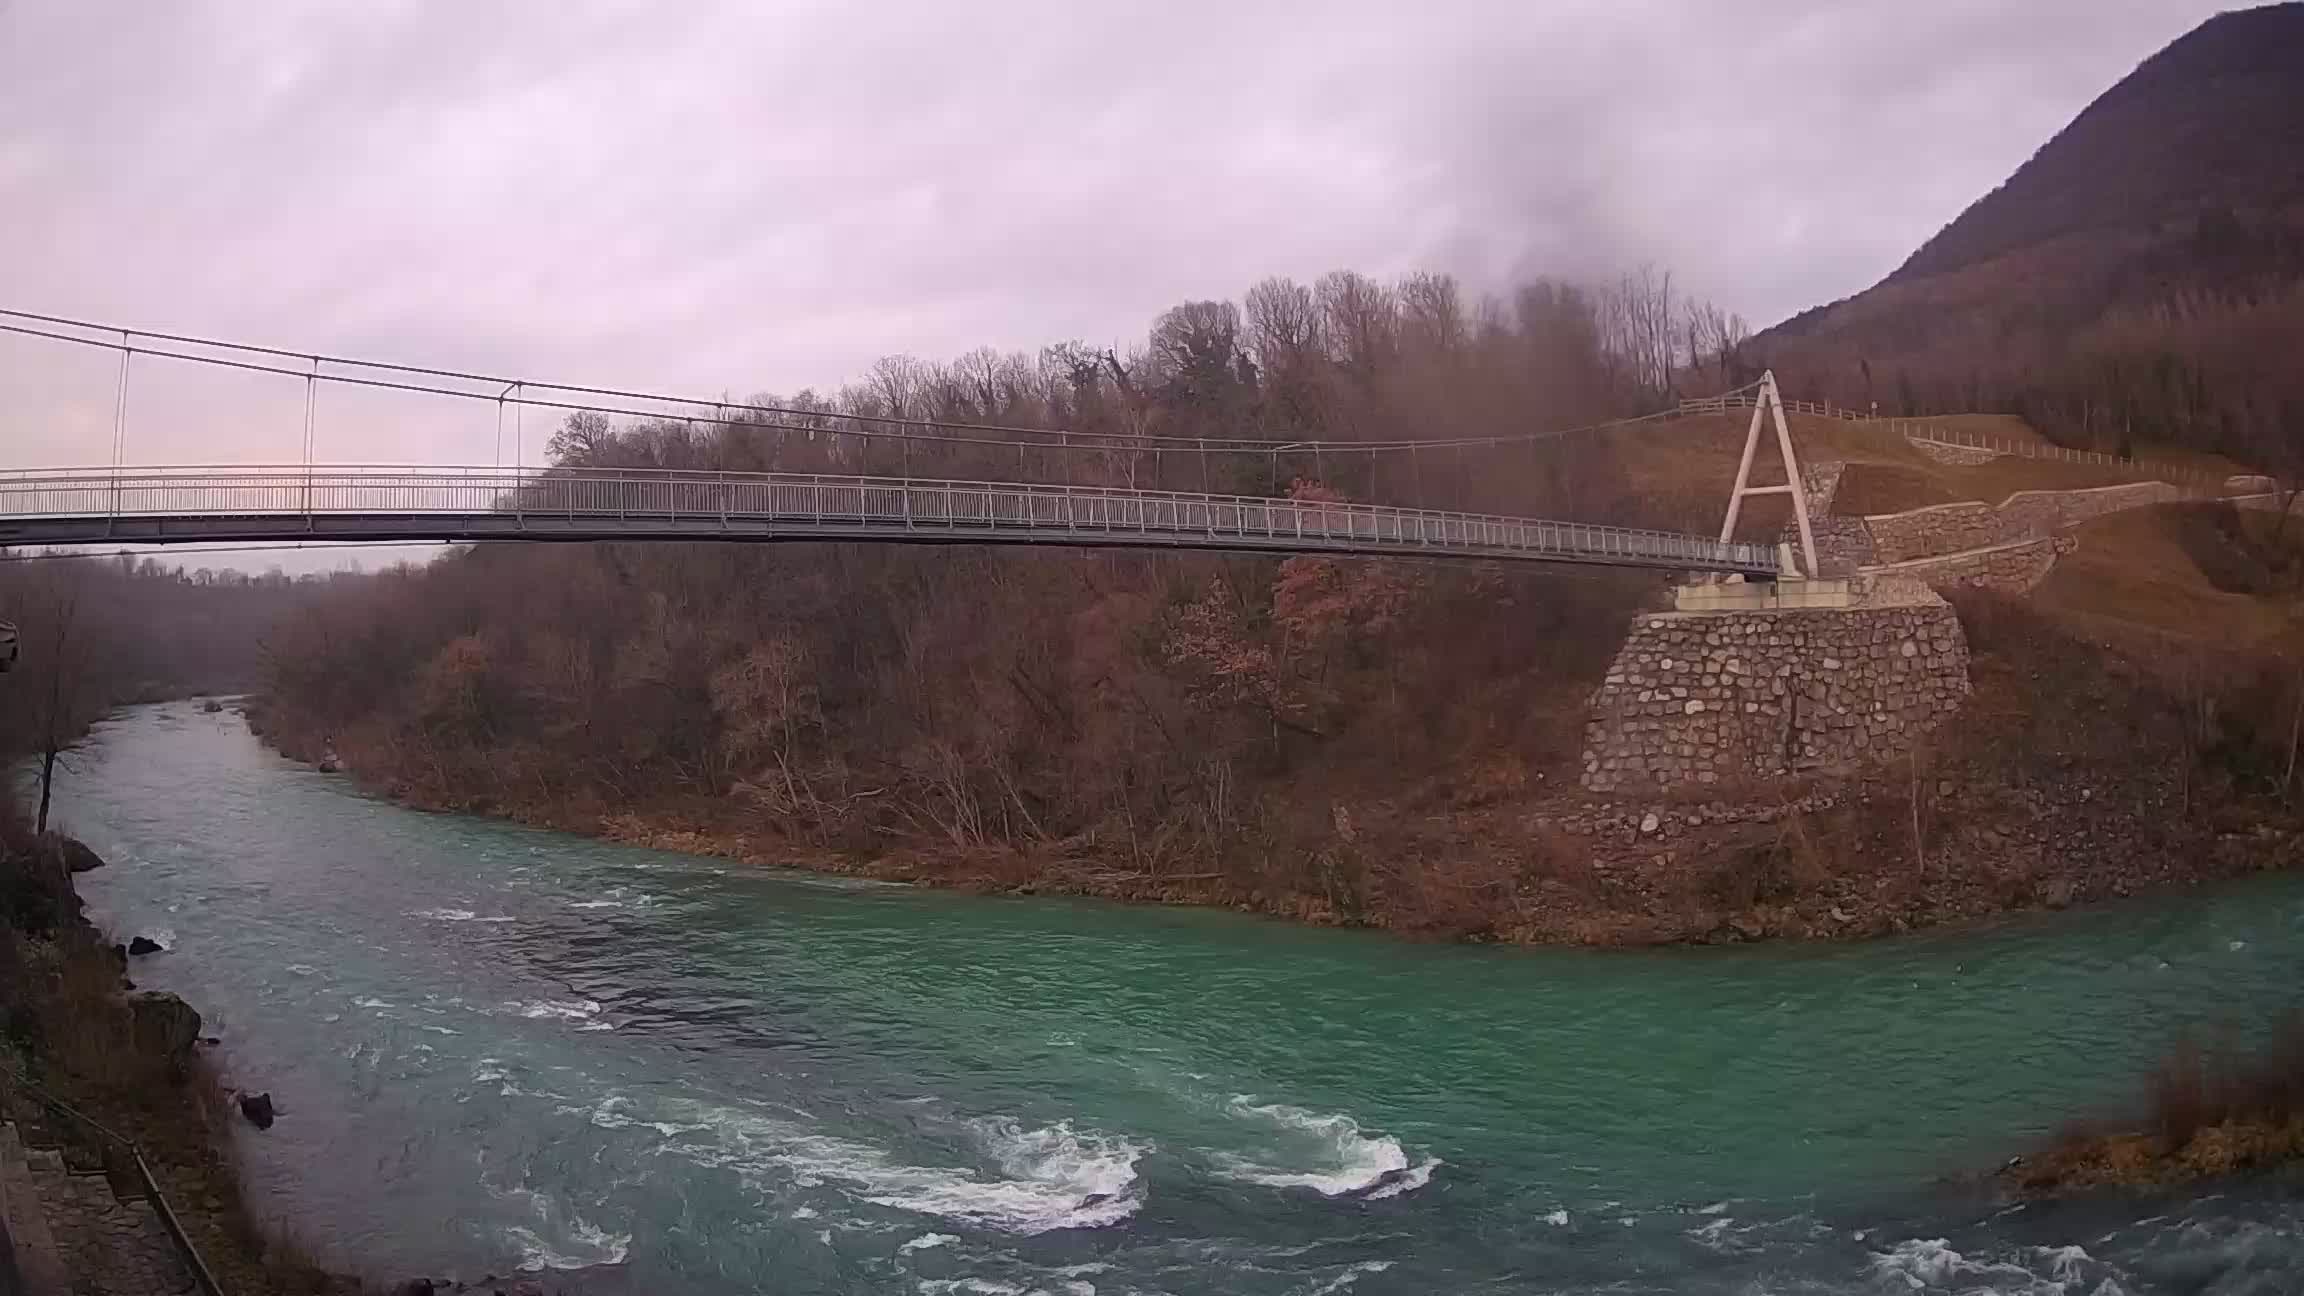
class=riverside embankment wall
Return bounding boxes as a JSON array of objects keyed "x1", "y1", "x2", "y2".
[{"x1": 1580, "y1": 600, "x2": 1970, "y2": 794}]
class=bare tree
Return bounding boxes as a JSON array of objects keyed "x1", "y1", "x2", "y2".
[
  {"x1": 1244, "y1": 276, "x2": 1327, "y2": 438},
  {"x1": 16, "y1": 569, "x2": 109, "y2": 835},
  {"x1": 865, "y1": 355, "x2": 932, "y2": 420},
  {"x1": 1683, "y1": 298, "x2": 1752, "y2": 384},
  {"x1": 1315, "y1": 270, "x2": 1397, "y2": 383},
  {"x1": 1397, "y1": 271, "x2": 1469, "y2": 358},
  {"x1": 546, "y1": 410, "x2": 617, "y2": 466},
  {"x1": 1244, "y1": 276, "x2": 1322, "y2": 369},
  {"x1": 1628, "y1": 264, "x2": 1678, "y2": 397}
]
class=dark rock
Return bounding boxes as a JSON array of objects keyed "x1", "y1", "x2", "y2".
[
  {"x1": 202, "y1": 699, "x2": 224, "y2": 713},
  {"x1": 127, "y1": 935, "x2": 164, "y2": 956},
  {"x1": 125, "y1": 991, "x2": 202, "y2": 1064},
  {"x1": 238, "y1": 1091, "x2": 276, "y2": 1129},
  {"x1": 1350, "y1": 1168, "x2": 1413, "y2": 1198},
  {"x1": 57, "y1": 837, "x2": 107, "y2": 874}
]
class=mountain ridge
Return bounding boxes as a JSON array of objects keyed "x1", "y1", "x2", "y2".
[{"x1": 1748, "y1": 3, "x2": 2304, "y2": 462}]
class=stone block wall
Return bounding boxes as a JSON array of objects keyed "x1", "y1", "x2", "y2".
[
  {"x1": 1808, "y1": 516, "x2": 1878, "y2": 573},
  {"x1": 1997, "y1": 481, "x2": 2182, "y2": 534},
  {"x1": 1907, "y1": 437, "x2": 2004, "y2": 465},
  {"x1": 1865, "y1": 536, "x2": 2070, "y2": 595},
  {"x1": 1580, "y1": 603, "x2": 1970, "y2": 794},
  {"x1": 1861, "y1": 480, "x2": 2193, "y2": 569},
  {"x1": 1800, "y1": 461, "x2": 1844, "y2": 511},
  {"x1": 1779, "y1": 462, "x2": 1874, "y2": 574},
  {"x1": 1864, "y1": 501, "x2": 2004, "y2": 563}
]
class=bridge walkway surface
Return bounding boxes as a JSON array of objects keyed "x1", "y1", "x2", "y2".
[{"x1": 0, "y1": 466, "x2": 1782, "y2": 576}]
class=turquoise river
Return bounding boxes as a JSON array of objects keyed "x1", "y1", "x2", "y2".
[{"x1": 51, "y1": 702, "x2": 2304, "y2": 1293}]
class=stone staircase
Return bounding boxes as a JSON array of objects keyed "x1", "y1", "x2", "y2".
[{"x1": 0, "y1": 1116, "x2": 193, "y2": 1296}]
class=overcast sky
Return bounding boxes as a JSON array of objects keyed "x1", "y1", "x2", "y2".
[{"x1": 0, "y1": 0, "x2": 2235, "y2": 488}]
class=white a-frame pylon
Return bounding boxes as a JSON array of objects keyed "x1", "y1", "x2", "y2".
[{"x1": 1715, "y1": 370, "x2": 1819, "y2": 580}]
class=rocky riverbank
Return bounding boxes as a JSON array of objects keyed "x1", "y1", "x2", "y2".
[
  {"x1": 251, "y1": 587, "x2": 2304, "y2": 947},
  {"x1": 1999, "y1": 1025, "x2": 2304, "y2": 1196},
  {"x1": 273, "y1": 684, "x2": 2304, "y2": 950},
  {"x1": 0, "y1": 819, "x2": 611, "y2": 1295}
]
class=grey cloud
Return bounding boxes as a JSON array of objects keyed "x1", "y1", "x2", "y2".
[{"x1": 1, "y1": 0, "x2": 2231, "y2": 477}]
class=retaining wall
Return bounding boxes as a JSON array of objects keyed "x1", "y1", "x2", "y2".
[
  {"x1": 1997, "y1": 481, "x2": 2183, "y2": 535},
  {"x1": 1809, "y1": 517, "x2": 1878, "y2": 572},
  {"x1": 1580, "y1": 601, "x2": 1970, "y2": 794},
  {"x1": 1908, "y1": 437, "x2": 2004, "y2": 466},
  {"x1": 1862, "y1": 481, "x2": 2200, "y2": 568},
  {"x1": 1864, "y1": 536, "x2": 2071, "y2": 596},
  {"x1": 1865, "y1": 501, "x2": 2004, "y2": 563},
  {"x1": 1778, "y1": 462, "x2": 1875, "y2": 574}
]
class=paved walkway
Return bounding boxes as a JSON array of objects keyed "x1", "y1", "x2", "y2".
[{"x1": 18, "y1": 1134, "x2": 192, "y2": 1296}]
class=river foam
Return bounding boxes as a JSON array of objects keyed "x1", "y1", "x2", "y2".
[
  {"x1": 511, "y1": 997, "x2": 604, "y2": 1022},
  {"x1": 664, "y1": 1098, "x2": 1147, "y2": 1234},
  {"x1": 1211, "y1": 1099, "x2": 1439, "y2": 1199},
  {"x1": 1867, "y1": 1237, "x2": 2129, "y2": 1294},
  {"x1": 73, "y1": 699, "x2": 2304, "y2": 1296},
  {"x1": 490, "y1": 1186, "x2": 631, "y2": 1273}
]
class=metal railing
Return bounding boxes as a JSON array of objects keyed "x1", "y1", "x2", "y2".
[
  {"x1": 1680, "y1": 391, "x2": 1926, "y2": 423},
  {"x1": 1891, "y1": 423, "x2": 2241, "y2": 495},
  {"x1": 0, "y1": 464, "x2": 1781, "y2": 575},
  {"x1": 0, "y1": 1064, "x2": 226, "y2": 1296}
]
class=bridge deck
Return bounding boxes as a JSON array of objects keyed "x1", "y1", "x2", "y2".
[{"x1": 0, "y1": 466, "x2": 1779, "y2": 575}]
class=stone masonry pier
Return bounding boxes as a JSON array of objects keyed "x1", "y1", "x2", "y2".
[
  {"x1": 1582, "y1": 440, "x2": 2290, "y2": 794},
  {"x1": 1580, "y1": 596, "x2": 1970, "y2": 794}
]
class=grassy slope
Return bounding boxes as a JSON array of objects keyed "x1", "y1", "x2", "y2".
[
  {"x1": 1610, "y1": 410, "x2": 2247, "y2": 537},
  {"x1": 1763, "y1": 409, "x2": 2299, "y2": 653}
]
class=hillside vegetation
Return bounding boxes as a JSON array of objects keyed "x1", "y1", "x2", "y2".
[
  {"x1": 247, "y1": 290, "x2": 2304, "y2": 943},
  {"x1": 250, "y1": 268, "x2": 1711, "y2": 932}
]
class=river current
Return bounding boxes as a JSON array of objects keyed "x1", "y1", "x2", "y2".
[{"x1": 48, "y1": 702, "x2": 2304, "y2": 1293}]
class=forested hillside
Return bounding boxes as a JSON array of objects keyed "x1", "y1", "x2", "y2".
[
  {"x1": 0, "y1": 555, "x2": 325, "y2": 828},
  {"x1": 252, "y1": 269, "x2": 1755, "y2": 930},
  {"x1": 1751, "y1": 3, "x2": 2304, "y2": 475}
]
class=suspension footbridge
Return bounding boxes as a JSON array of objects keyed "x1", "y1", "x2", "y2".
[{"x1": 0, "y1": 310, "x2": 1811, "y2": 578}]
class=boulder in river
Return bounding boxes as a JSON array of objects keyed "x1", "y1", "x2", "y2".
[
  {"x1": 127, "y1": 935, "x2": 165, "y2": 956},
  {"x1": 238, "y1": 1091, "x2": 277, "y2": 1130},
  {"x1": 1342, "y1": 1168, "x2": 1415, "y2": 1199},
  {"x1": 55, "y1": 836, "x2": 107, "y2": 874},
  {"x1": 125, "y1": 990, "x2": 202, "y2": 1066},
  {"x1": 202, "y1": 699, "x2": 224, "y2": 714}
]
